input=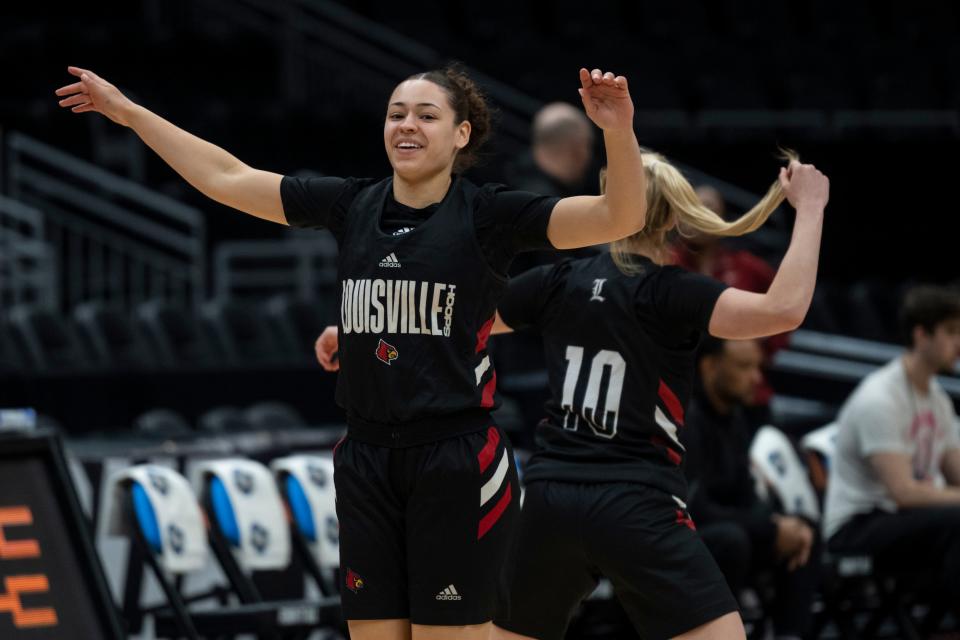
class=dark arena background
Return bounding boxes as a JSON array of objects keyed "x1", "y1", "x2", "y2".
[{"x1": 2, "y1": 1, "x2": 959, "y2": 639}]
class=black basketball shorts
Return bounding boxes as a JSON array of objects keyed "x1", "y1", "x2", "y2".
[
  {"x1": 333, "y1": 425, "x2": 520, "y2": 625},
  {"x1": 495, "y1": 481, "x2": 738, "y2": 640}
]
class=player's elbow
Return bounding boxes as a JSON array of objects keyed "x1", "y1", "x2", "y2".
[
  {"x1": 779, "y1": 307, "x2": 806, "y2": 333},
  {"x1": 766, "y1": 298, "x2": 807, "y2": 333},
  {"x1": 606, "y1": 197, "x2": 647, "y2": 239}
]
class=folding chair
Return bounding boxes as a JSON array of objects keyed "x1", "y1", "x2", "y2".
[
  {"x1": 750, "y1": 425, "x2": 820, "y2": 522},
  {"x1": 195, "y1": 459, "x2": 340, "y2": 626},
  {"x1": 271, "y1": 454, "x2": 340, "y2": 598},
  {"x1": 109, "y1": 464, "x2": 334, "y2": 639},
  {"x1": 800, "y1": 423, "x2": 929, "y2": 639},
  {"x1": 744, "y1": 425, "x2": 822, "y2": 638}
]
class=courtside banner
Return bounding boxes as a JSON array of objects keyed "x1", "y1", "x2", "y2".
[{"x1": 0, "y1": 431, "x2": 124, "y2": 639}]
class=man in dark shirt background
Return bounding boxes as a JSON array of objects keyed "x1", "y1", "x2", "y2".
[
  {"x1": 504, "y1": 101, "x2": 595, "y2": 200},
  {"x1": 683, "y1": 335, "x2": 819, "y2": 640},
  {"x1": 671, "y1": 186, "x2": 786, "y2": 423},
  {"x1": 503, "y1": 101, "x2": 600, "y2": 274},
  {"x1": 494, "y1": 102, "x2": 600, "y2": 440}
]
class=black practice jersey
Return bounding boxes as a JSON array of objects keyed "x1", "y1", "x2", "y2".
[
  {"x1": 281, "y1": 175, "x2": 558, "y2": 444},
  {"x1": 498, "y1": 252, "x2": 727, "y2": 498},
  {"x1": 282, "y1": 175, "x2": 558, "y2": 277}
]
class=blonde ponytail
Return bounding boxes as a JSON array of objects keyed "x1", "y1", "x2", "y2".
[{"x1": 605, "y1": 149, "x2": 798, "y2": 275}]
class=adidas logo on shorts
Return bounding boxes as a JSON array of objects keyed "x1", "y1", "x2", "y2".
[
  {"x1": 379, "y1": 253, "x2": 401, "y2": 268},
  {"x1": 435, "y1": 584, "x2": 462, "y2": 601}
]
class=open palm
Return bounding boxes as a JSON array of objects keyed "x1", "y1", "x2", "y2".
[{"x1": 55, "y1": 66, "x2": 134, "y2": 126}]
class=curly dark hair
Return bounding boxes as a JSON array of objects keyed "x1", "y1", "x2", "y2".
[{"x1": 406, "y1": 63, "x2": 493, "y2": 172}]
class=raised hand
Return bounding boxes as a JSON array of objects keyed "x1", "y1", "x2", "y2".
[
  {"x1": 779, "y1": 160, "x2": 830, "y2": 211},
  {"x1": 577, "y1": 68, "x2": 634, "y2": 133},
  {"x1": 54, "y1": 66, "x2": 136, "y2": 127},
  {"x1": 314, "y1": 326, "x2": 340, "y2": 372}
]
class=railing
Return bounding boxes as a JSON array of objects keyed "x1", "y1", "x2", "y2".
[
  {"x1": 5, "y1": 133, "x2": 206, "y2": 311},
  {"x1": 193, "y1": 0, "x2": 788, "y2": 248},
  {"x1": 213, "y1": 237, "x2": 338, "y2": 301},
  {"x1": 772, "y1": 349, "x2": 960, "y2": 401},
  {"x1": 0, "y1": 193, "x2": 44, "y2": 242},
  {"x1": 0, "y1": 195, "x2": 56, "y2": 309},
  {"x1": 198, "y1": 0, "x2": 539, "y2": 156}
]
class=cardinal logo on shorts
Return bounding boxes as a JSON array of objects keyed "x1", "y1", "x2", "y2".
[
  {"x1": 345, "y1": 568, "x2": 365, "y2": 592},
  {"x1": 375, "y1": 338, "x2": 399, "y2": 365}
]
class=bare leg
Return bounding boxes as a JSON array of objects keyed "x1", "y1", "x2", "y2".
[
  {"x1": 491, "y1": 623, "x2": 535, "y2": 640},
  {"x1": 348, "y1": 618, "x2": 412, "y2": 640},
  {"x1": 412, "y1": 621, "x2": 494, "y2": 640},
  {"x1": 673, "y1": 611, "x2": 746, "y2": 640}
]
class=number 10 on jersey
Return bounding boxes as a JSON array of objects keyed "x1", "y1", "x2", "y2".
[{"x1": 560, "y1": 345, "x2": 626, "y2": 439}]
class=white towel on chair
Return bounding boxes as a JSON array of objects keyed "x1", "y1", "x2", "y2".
[
  {"x1": 271, "y1": 454, "x2": 339, "y2": 569},
  {"x1": 195, "y1": 458, "x2": 291, "y2": 571},
  {"x1": 801, "y1": 422, "x2": 838, "y2": 461},
  {"x1": 750, "y1": 426, "x2": 821, "y2": 522},
  {"x1": 105, "y1": 464, "x2": 208, "y2": 573}
]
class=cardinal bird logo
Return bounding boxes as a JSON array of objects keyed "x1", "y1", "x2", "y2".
[
  {"x1": 376, "y1": 338, "x2": 399, "y2": 365},
  {"x1": 345, "y1": 568, "x2": 365, "y2": 592}
]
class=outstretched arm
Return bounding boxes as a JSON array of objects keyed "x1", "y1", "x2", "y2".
[
  {"x1": 546, "y1": 68, "x2": 646, "y2": 249},
  {"x1": 708, "y1": 161, "x2": 829, "y2": 339},
  {"x1": 56, "y1": 66, "x2": 285, "y2": 224}
]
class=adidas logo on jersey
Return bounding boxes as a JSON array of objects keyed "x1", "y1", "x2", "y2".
[
  {"x1": 435, "y1": 584, "x2": 462, "y2": 601},
  {"x1": 379, "y1": 253, "x2": 402, "y2": 268}
]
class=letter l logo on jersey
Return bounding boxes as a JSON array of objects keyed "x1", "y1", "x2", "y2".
[
  {"x1": 376, "y1": 338, "x2": 399, "y2": 365},
  {"x1": 590, "y1": 279, "x2": 606, "y2": 302}
]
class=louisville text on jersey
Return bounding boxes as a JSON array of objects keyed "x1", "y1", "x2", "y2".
[{"x1": 341, "y1": 279, "x2": 457, "y2": 337}]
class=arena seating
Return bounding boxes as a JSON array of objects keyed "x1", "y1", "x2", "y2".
[
  {"x1": 4, "y1": 2, "x2": 960, "y2": 637},
  {"x1": 114, "y1": 462, "x2": 340, "y2": 637}
]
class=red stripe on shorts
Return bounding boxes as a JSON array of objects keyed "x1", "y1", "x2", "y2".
[
  {"x1": 658, "y1": 379, "x2": 685, "y2": 426},
  {"x1": 478, "y1": 426, "x2": 500, "y2": 473},
  {"x1": 675, "y1": 509, "x2": 697, "y2": 530},
  {"x1": 478, "y1": 483, "x2": 512, "y2": 540},
  {"x1": 480, "y1": 371, "x2": 497, "y2": 408},
  {"x1": 476, "y1": 315, "x2": 495, "y2": 353},
  {"x1": 651, "y1": 435, "x2": 683, "y2": 466}
]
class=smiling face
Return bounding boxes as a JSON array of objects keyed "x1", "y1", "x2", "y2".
[{"x1": 383, "y1": 79, "x2": 471, "y2": 183}]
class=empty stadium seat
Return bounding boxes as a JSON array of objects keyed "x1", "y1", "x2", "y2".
[
  {"x1": 133, "y1": 408, "x2": 194, "y2": 439},
  {"x1": 0, "y1": 323, "x2": 26, "y2": 372},
  {"x1": 136, "y1": 299, "x2": 218, "y2": 368},
  {"x1": 202, "y1": 298, "x2": 283, "y2": 366},
  {"x1": 197, "y1": 406, "x2": 249, "y2": 433},
  {"x1": 73, "y1": 301, "x2": 155, "y2": 369},
  {"x1": 261, "y1": 294, "x2": 333, "y2": 362},
  {"x1": 6, "y1": 305, "x2": 90, "y2": 371},
  {"x1": 244, "y1": 401, "x2": 306, "y2": 431}
]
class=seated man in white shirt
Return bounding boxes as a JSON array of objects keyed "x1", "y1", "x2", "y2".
[{"x1": 823, "y1": 285, "x2": 960, "y2": 617}]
